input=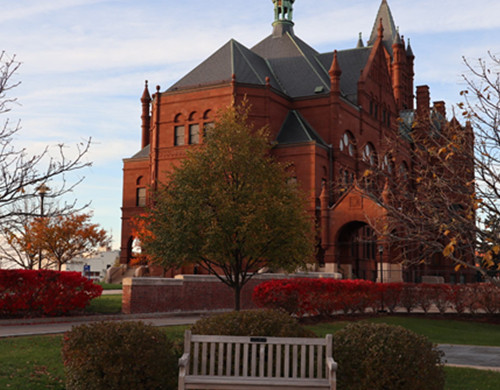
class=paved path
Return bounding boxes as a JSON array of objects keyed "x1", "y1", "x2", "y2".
[{"x1": 1, "y1": 313, "x2": 499, "y2": 372}]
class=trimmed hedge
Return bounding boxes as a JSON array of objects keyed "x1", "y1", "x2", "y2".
[
  {"x1": 334, "y1": 323, "x2": 445, "y2": 390},
  {"x1": 191, "y1": 309, "x2": 314, "y2": 337},
  {"x1": 62, "y1": 321, "x2": 178, "y2": 390},
  {"x1": 0, "y1": 269, "x2": 102, "y2": 316},
  {"x1": 252, "y1": 278, "x2": 500, "y2": 317}
]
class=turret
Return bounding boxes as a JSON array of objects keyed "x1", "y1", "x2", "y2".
[
  {"x1": 141, "y1": 81, "x2": 151, "y2": 149},
  {"x1": 392, "y1": 28, "x2": 405, "y2": 110}
]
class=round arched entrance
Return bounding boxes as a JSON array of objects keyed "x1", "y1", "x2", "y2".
[{"x1": 336, "y1": 221, "x2": 378, "y2": 280}]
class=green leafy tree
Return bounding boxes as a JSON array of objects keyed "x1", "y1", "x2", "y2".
[{"x1": 139, "y1": 103, "x2": 315, "y2": 310}]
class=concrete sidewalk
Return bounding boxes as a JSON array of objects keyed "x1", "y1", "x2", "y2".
[{"x1": 1, "y1": 313, "x2": 498, "y2": 372}]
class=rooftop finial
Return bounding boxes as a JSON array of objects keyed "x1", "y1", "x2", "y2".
[
  {"x1": 272, "y1": 0, "x2": 295, "y2": 23},
  {"x1": 356, "y1": 32, "x2": 364, "y2": 48}
]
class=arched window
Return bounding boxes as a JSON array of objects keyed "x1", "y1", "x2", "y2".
[
  {"x1": 203, "y1": 109, "x2": 212, "y2": 120},
  {"x1": 188, "y1": 111, "x2": 197, "y2": 121},
  {"x1": 339, "y1": 131, "x2": 356, "y2": 156},
  {"x1": 174, "y1": 113, "x2": 183, "y2": 123},
  {"x1": 362, "y1": 143, "x2": 377, "y2": 166},
  {"x1": 381, "y1": 153, "x2": 394, "y2": 174}
]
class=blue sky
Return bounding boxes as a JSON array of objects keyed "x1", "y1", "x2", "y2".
[{"x1": 1, "y1": 0, "x2": 499, "y2": 249}]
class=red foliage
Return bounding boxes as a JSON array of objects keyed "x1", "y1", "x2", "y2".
[
  {"x1": 253, "y1": 278, "x2": 500, "y2": 317},
  {"x1": 0, "y1": 269, "x2": 102, "y2": 317}
]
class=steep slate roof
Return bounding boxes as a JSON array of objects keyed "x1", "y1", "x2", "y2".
[
  {"x1": 276, "y1": 110, "x2": 328, "y2": 147},
  {"x1": 317, "y1": 47, "x2": 371, "y2": 104},
  {"x1": 168, "y1": 39, "x2": 282, "y2": 92},
  {"x1": 367, "y1": 0, "x2": 398, "y2": 56}
]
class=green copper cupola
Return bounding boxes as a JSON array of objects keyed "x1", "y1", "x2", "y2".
[{"x1": 272, "y1": 0, "x2": 295, "y2": 37}]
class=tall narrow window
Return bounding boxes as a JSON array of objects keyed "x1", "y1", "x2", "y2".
[
  {"x1": 189, "y1": 124, "x2": 199, "y2": 144},
  {"x1": 174, "y1": 125, "x2": 185, "y2": 146},
  {"x1": 136, "y1": 187, "x2": 146, "y2": 207}
]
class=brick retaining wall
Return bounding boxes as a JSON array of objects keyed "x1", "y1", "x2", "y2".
[{"x1": 122, "y1": 272, "x2": 340, "y2": 314}]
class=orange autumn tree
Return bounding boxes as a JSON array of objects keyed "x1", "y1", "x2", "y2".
[{"x1": 30, "y1": 213, "x2": 110, "y2": 271}]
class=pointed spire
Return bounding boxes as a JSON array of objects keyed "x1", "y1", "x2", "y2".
[
  {"x1": 406, "y1": 38, "x2": 414, "y2": 57},
  {"x1": 393, "y1": 27, "x2": 401, "y2": 45},
  {"x1": 368, "y1": 0, "x2": 398, "y2": 49},
  {"x1": 356, "y1": 32, "x2": 364, "y2": 48},
  {"x1": 141, "y1": 80, "x2": 151, "y2": 103},
  {"x1": 329, "y1": 50, "x2": 342, "y2": 77}
]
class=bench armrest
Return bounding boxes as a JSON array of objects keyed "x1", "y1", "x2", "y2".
[
  {"x1": 179, "y1": 353, "x2": 190, "y2": 368},
  {"x1": 326, "y1": 357, "x2": 337, "y2": 372},
  {"x1": 326, "y1": 357, "x2": 337, "y2": 390}
]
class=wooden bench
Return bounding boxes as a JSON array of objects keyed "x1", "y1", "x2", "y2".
[{"x1": 178, "y1": 330, "x2": 337, "y2": 390}]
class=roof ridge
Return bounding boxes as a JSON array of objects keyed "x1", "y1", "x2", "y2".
[
  {"x1": 287, "y1": 32, "x2": 329, "y2": 90},
  {"x1": 232, "y1": 41, "x2": 265, "y2": 85}
]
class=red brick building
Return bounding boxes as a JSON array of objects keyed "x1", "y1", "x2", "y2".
[{"x1": 120, "y1": 1, "x2": 473, "y2": 283}]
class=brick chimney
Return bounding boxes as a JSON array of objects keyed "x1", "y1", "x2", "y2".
[{"x1": 416, "y1": 85, "x2": 430, "y2": 122}]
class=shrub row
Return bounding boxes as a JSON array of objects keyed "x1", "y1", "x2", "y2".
[
  {"x1": 252, "y1": 278, "x2": 500, "y2": 317},
  {"x1": 62, "y1": 311, "x2": 445, "y2": 390},
  {"x1": 0, "y1": 269, "x2": 102, "y2": 316}
]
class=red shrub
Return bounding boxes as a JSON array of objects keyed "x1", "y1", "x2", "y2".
[
  {"x1": 0, "y1": 269, "x2": 102, "y2": 317},
  {"x1": 253, "y1": 278, "x2": 379, "y2": 317},
  {"x1": 475, "y1": 283, "x2": 500, "y2": 314},
  {"x1": 382, "y1": 283, "x2": 403, "y2": 313}
]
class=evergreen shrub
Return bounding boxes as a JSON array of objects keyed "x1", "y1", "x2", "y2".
[
  {"x1": 190, "y1": 309, "x2": 314, "y2": 337},
  {"x1": 333, "y1": 323, "x2": 445, "y2": 390},
  {"x1": 62, "y1": 321, "x2": 178, "y2": 390}
]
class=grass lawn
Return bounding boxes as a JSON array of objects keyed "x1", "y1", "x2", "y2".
[
  {"x1": 307, "y1": 316, "x2": 500, "y2": 346},
  {"x1": 84, "y1": 294, "x2": 122, "y2": 314},
  {"x1": 93, "y1": 281, "x2": 122, "y2": 290},
  {"x1": 1, "y1": 318, "x2": 498, "y2": 389}
]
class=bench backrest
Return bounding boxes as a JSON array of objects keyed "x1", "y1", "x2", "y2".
[{"x1": 183, "y1": 330, "x2": 333, "y2": 380}]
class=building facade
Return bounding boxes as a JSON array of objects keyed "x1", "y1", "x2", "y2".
[{"x1": 120, "y1": 1, "x2": 474, "y2": 283}]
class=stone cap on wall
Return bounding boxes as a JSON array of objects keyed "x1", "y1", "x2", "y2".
[{"x1": 124, "y1": 272, "x2": 342, "y2": 286}]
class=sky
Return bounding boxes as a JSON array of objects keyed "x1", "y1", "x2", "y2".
[{"x1": 1, "y1": 0, "x2": 499, "y2": 250}]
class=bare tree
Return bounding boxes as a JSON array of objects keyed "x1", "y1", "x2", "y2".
[
  {"x1": 0, "y1": 52, "x2": 92, "y2": 268},
  {"x1": 362, "y1": 53, "x2": 500, "y2": 285}
]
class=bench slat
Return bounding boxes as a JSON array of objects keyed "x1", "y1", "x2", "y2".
[
  {"x1": 243, "y1": 343, "x2": 249, "y2": 377},
  {"x1": 276, "y1": 344, "x2": 282, "y2": 378},
  {"x1": 218, "y1": 343, "x2": 224, "y2": 376},
  {"x1": 284, "y1": 344, "x2": 290, "y2": 378},
  {"x1": 226, "y1": 341, "x2": 232, "y2": 376},
  {"x1": 317, "y1": 344, "x2": 323, "y2": 378},
  {"x1": 251, "y1": 343, "x2": 257, "y2": 377},
  {"x1": 193, "y1": 342, "x2": 199, "y2": 375},
  {"x1": 209, "y1": 343, "x2": 216, "y2": 376},
  {"x1": 235, "y1": 343, "x2": 241, "y2": 377},
  {"x1": 309, "y1": 344, "x2": 315, "y2": 378},
  {"x1": 267, "y1": 344, "x2": 273, "y2": 377},
  {"x1": 201, "y1": 342, "x2": 207, "y2": 376}
]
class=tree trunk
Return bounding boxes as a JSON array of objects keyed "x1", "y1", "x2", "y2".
[{"x1": 234, "y1": 284, "x2": 241, "y2": 311}]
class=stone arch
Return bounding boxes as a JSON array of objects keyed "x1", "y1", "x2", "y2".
[{"x1": 336, "y1": 221, "x2": 378, "y2": 280}]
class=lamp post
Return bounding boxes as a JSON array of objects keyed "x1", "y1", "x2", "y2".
[
  {"x1": 378, "y1": 244, "x2": 386, "y2": 313},
  {"x1": 37, "y1": 184, "x2": 50, "y2": 269}
]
